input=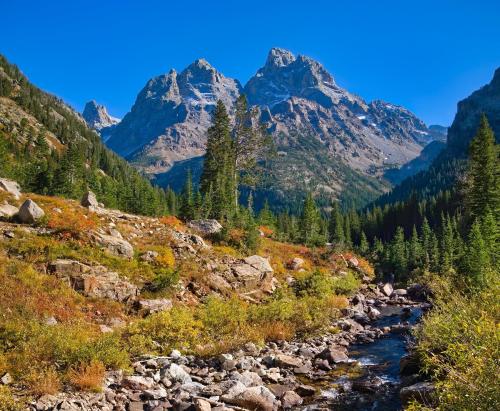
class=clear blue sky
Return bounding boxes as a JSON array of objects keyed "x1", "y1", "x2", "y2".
[{"x1": 1, "y1": 0, "x2": 499, "y2": 126}]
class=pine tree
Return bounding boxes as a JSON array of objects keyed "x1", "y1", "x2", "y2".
[
  {"x1": 200, "y1": 100, "x2": 236, "y2": 220},
  {"x1": 328, "y1": 201, "x2": 344, "y2": 246},
  {"x1": 390, "y1": 227, "x2": 408, "y2": 279},
  {"x1": 180, "y1": 169, "x2": 195, "y2": 220},
  {"x1": 359, "y1": 231, "x2": 369, "y2": 255},
  {"x1": 258, "y1": 199, "x2": 275, "y2": 228},
  {"x1": 481, "y1": 208, "x2": 499, "y2": 266},
  {"x1": 300, "y1": 193, "x2": 321, "y2": 246},
  {"x1": 408, "y1": 225, "x2": 422, "y2": 269},
  {"x1": 466, "y1": 115, "x2": 499, "y2": 220}
]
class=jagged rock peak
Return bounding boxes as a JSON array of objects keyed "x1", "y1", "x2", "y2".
[
  {"x1": 265, "y1": 48, "x2": 296, "y2": 68},
  {"x1": 82, "y1": 100, "x2": 120, "y2": 131}
]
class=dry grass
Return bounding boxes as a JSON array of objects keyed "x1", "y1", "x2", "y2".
[
  {"x1": 26, "y1": 367, "x2": 61, "y2": 396},
  {"x1": 259, "y1": 321, "x2": 296, "y2": 342},
  {"x1": 68, "y1": 360, "x2": 105, "y2": 392},
  {"x1": 159, "y1": 215, "x2": 184, "y2": 231}
]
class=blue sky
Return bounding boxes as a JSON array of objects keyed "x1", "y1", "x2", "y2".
[{"x1": 1, "y1": 0, "x2": 499, "y2": 126}]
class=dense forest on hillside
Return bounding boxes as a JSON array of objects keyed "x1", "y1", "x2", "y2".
[{"x1": 0, "y1": 54, "x2": 168, "y2": 216}]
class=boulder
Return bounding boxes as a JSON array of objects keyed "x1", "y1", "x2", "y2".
[
  {"x1": 81, "y1": 190, "x2": 98, "y2": 208},
  {"x1": 393, "y1": 288, "x2": 408, "y2": 296},
  {"x1": 0, "y1": 373, "x2": 12, "y2": 385},
  {"x1": 0, "y1": 204, "x2": 18, "y2": 219},
  {"x1": 194, "y1": 398, "x2": 212, "y2": 411},
  {"x1": 223, "y1": 385, "x2": 277, "y2": 411},
  {"x1": 317, "y1": 346, "x2": 349, "y2": 364},
  {"x1": 188, "y1": 219, "x2": 223, "y2": 235},
  {"x1": 244, "y1": 255, "x2": 273, "y2": 273},
  {"x1": 168, "y1": 363, "x2": 192, "y2": 384},
  {"x1": 281, "y1": 391, "x2": 303, "y2": 408},
  {"x1": 0, "y1": 178, "x2": 21, "y2": 200},
  {"x1": 381, "y1": 282, "x2": 394, "y2": 297},
  {"x1": 400, "y1": 382, "x2": 436, "y2": 405},
  {"x1": 48, "y1": 259, "x2": 138, "y2": 302},
  {"x1": 17, "y1": 199, "x2": 44, "y2": 224},
  {"x1": 122, "y1": 375, "x2": 155, "y2": 390},
  {"x1": 274, "y1": 354, "x2": 303, "y2": 369},
  {"x1": 91, "y1": 232, "x2": 134, "y2": 259},
  {"x1": 136, "y1": 298, "x2": 173, "y2": 314},
  {"x1": 287, "y1": 257, "x2": 304, "y2": 270},
  {"x1": 367, "y1": 306, "x2": 381, "y2": 320}
]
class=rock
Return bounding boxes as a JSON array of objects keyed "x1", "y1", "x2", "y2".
[
  {"x1": 136, "y1": 299, "x2": 173, "y2": 314},
  {"x1": 140, "y1": 250, "x2": 159, "y2": 262},
  {"x1": 367, "y1": 306, "x2": 381, "y2": 320},
  {"x1": 188, "y1": 219, "x2": 223, "y2": 235},
  {"x1": 223, "y1": 385, "x2": 277, "y2": 411},
  {"x1": 45, "y1": 316, "x2": 58, "y2": 326},
  {"x1": 400, "y1": 353, "x2": 421, "y2": 376},
  {"x1": 81, "y1": 191, "x2": 98, "y2": 208},
  {"x1": 274, "y1": 354, "x2": 303, "y2": 369},
  {"x1": 91, "y1": 232, "x2": 134, "y2": 259},
  {"x1": 347, "y1": 256, "x2": 359, "y2": 268},
  {"x1": 400, "y1": 382, "x2": 436, "y2": 405},
  {"x1": 393, "y1": 288, "x2": 408, "y2": 296},
  {"x1": 353, "y1": 377, "x2": 384, "y2": 393},
  {"x1": 168, "y1": 363, "x2": 192, "y2": 384},
  {"x1": 99, "y1": 324, "x2": 113, "y2": 333},
  {"x1": 281, "y1": 390, "x2": 303, "y2": 408},
  {"x1": 287, "y1": 257, "x2": 304, "y2": 270},
  {"x1": 48, "y1": 259, "x2": 138, "y2": 302},
  {"x1": 381, "y1": 282, "x2": 394, "y2": 297},
  {"x1": 0, "y1": 178, "x2": 21, "y2": 200},
  {"x1": 317, "y1": 347, "x2": 349, "y2": 364},
  {"x1": 244, "y1": 255, "x2": 273, "y2": 273},
  {"x1": 122, "y1": 375, "x2": 155, "y2": 390},
  {"x1": 194, "y1": 398, "x2": 211, "y2": 411},
  {"x1": 0, "y1": 204, "x2": 18, "y2": 219},
  {"x1": 17, "y1": 199, "x2": 45, "y2": 224},
  {"x1": 296, "y1": 384, "x2": 316, "y2": 397},
  {"x1": 170, "y1": 349, "x2": 182, "y2": 359},
  {"x1": 0, "y1": 373, "x2": 12, "y2": 385}
]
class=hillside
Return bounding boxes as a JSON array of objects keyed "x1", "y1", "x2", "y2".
[
  {"x1": 0, "y1": 177, "x2": 431, "y2": 410},
  {"x1": 376, "y1": 66, "x2": 500, "y2": 205},
  {"x1": 0, "y1": 54, "x2": 168, "y2": 216}
]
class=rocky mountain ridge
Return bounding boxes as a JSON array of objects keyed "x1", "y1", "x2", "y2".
[
  {"x1": 87, "y1": 48, "x2": 440, "y2": 208},
  {"x1": 82, "y1": 100, "x2": 120, "y2": 142}
]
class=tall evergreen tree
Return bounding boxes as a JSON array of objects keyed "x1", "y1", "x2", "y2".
[
  {"x1": 300, "y1": 193, "x2": 321, "y2": 246},
  {"x1": 466, "y1": 115, "x2": 499, "y2": 220},
  {"x1": 328, "y1": 201, "x2": 344, "y2": 246},
  {"x1": 465, "y1": 219, "x2": 490, "y2": 288}
]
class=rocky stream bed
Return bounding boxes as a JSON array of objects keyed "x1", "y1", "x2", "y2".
[{"x1": 28, "y1": 284, "x2": 433, "y2": 411}]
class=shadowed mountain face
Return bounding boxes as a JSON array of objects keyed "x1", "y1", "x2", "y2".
[
  {"x1": 90, "y1": 48, "x2": 443, "y2": 209},
  {"x1": 105, "y1": 59, "x2": 241, "y2": 174},
  {"x1": 375, "y1": 66, "x2": 500, "y2": 206}
]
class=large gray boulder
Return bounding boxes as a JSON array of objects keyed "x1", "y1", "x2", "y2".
[
  {"x1": 244, "y1": 255, "x2": 273, "y2": 273},
  {"x1": 17, "y1": 199, "x2": 45, "y2": 224},
  {"x1": 81, "y1": 190, "x2": 98, "y2": 208},
  {"x1": 48, "y1": 259, "x2": 138, "y2": 302},
  {"x1": 137, "y1": 298, "x2": 173, "y2": 314},
  {"x1": 0, "y1": 178, "x2": 21, "y2": 200},
  {"x1": 188, "y1": 219, "x2": 223, "y2": 235},
  {"x1": 223, "y1": 385, "x2": 277, "y2": 411}
]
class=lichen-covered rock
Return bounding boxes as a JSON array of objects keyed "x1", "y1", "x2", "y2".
[
  {"x1": 188, "y1": 219, "x2": 223, "y2": 235},
  {"x1": 136, "y1": 298, "x2": 173, "y2": 314},
  {"x1": 17, "y1": 199, "x2": 44, "y2": 223},
  {"x1": 48, "y1": 259, "x2": 138, "y2": 302},
  {"x1": 91, "y1": 232, "x2": 134, "y2": 259}
]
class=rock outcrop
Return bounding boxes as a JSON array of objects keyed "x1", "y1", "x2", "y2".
[
  {"x1": 48, "y1": 259, "x2": 138, "y2": 302},
  {"x1": 82, "y1": 100, "x2": 120, "y2": 141}
]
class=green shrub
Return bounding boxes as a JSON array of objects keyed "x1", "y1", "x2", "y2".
[
  {"x1": 0, "y1": 386, "x2": 22, "y2": 411},
  {"x1": 415, "y1": 277, "x2": 500, "y2": 411},
  {"x1": 148, "y1": 268, "x2": 180, "y2": 293}
]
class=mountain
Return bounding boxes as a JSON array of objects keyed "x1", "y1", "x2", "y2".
[
  {"x1": 0, "y1": 54, "x2": 168, "y2": 216},
  {"x1": 376, "y1": 67, "x2": 500, "y2": 205},
  {"x1": 102, "y1": 48, "x2": 438, "y2": 209},
  {"x1": 106, "y1": 59, "x2": 241, "y2": 174},
  {"x1": 82, "y1": 100, "x2": 120, "y2": 141}
]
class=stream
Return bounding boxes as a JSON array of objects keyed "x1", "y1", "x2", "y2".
[{"x1": 305, "y1": 306, "x2": 423, "y2": 411}]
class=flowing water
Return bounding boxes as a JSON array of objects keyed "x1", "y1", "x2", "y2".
[{"x1": 305, "y1": 306, "x2": 422, "y2": 411}]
